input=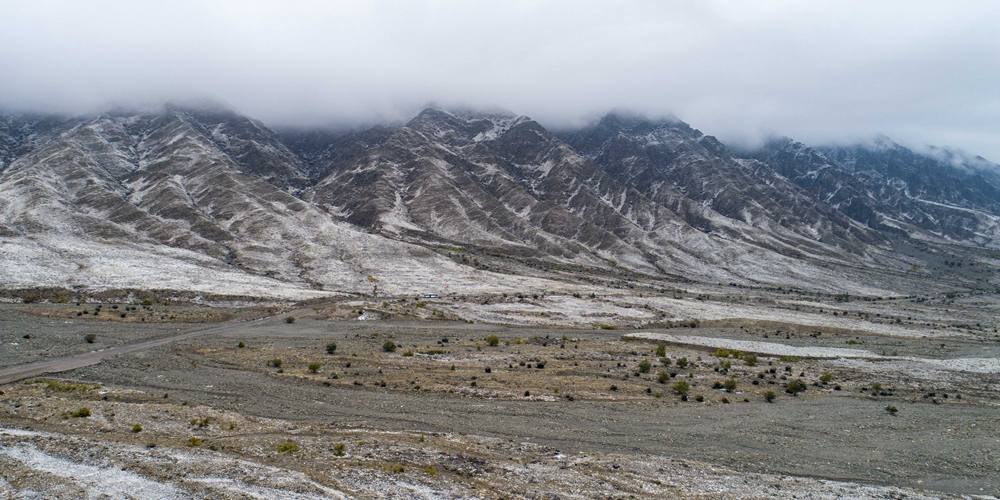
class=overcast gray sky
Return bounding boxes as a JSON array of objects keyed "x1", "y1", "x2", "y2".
[{"x1": 2, "y1": 0, "x2": 998, "y2": 159}]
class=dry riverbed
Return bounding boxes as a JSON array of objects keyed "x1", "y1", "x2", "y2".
[{"x1": 2, "y1": 307, "x2": 999, "y2": 498}]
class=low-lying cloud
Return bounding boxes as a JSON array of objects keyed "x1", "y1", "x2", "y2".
[{"x1": 2, "y1": 0, "x2": 998, "y2": 159}]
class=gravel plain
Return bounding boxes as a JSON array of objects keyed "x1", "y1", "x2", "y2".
[{"x1": 2, "y1": 304, "x2": 999, "y2": 498}]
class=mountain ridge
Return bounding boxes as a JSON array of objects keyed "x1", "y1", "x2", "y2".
[{"x1": 1, "y1": 104, "x2": 996, "y2": 298}]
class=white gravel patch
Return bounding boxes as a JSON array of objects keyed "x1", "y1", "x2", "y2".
[
  {"x1": 0, "y1": 444, "x2": 185, "y2": 499},
  {"x1": 625, "y1": 332, "x2": 879, "y2": 359}
]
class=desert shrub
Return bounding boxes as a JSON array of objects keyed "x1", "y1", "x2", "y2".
[
  {"x1": 712, "y1": 381, "x2": 724, "y2": 389},
  {"x1": 660, "y1": 357, "x2": 671, "y2": 366},
  {"x1": 326, "y1": 342, "x2": 337, "y2": 354},
  {"x1": 70, "y1": 407, "x2": 91, "y2": 418},
  {"x1": 723, "y1": 378, "x2": 737, "y2": 392},
  {"x1": 308, "y1": 362, "x2": 321, "y2": 373},
  {"x1": 655, "y1": 344, "x2": 666, "y2": 357},
  {"x1": 600, "y1": 324, "x2": 616, "y2": 330},
  {"x1": 84, "y1": 334, "x2": 97, "y2": 344},
  {"x1": 695, "y1": 395, "x2": 705, "y2": 402},
  {"x1": 721, "y1": 397, "x2": 730, "y2": 404},
  {"x1": 714, "y1": 348, "x2": 731, "y2": 358},
  {"x1": 286, "y1": 316, "x2": 295, "y2": 324},
  {"x1": 719, "y1": 360, "x2": 732, "y2": 370},
  {"x1": 238, "y1": 341, "x2": 246, "y2": 348},
  {"x1": 132, "y1": 424, "x2": 142, "y2": 433},
  {"x1": 486, "y1": 335, "x2": 500, "y2": 346},
  {"x1": 743, "y1": 354, "x2": 758, "y2": 366},
  {"x1": 870, "y1": 382, "x2": 883, "y2": 391},
  {"x1": 609, "y1": 384, "x2": 618, "y2": 392},
  {"x1": 383, "y1": 340, "x2": 397, "y2": 352},
  {"x1": 764, "y1": 390, "x2": 776, "y2": 403},
  {"x1": 673, "y1": 380, "x2": 690, "y2": 395},
  {"x1": 786, "y1": 379, "x2": 807, "y2": 395},
  {"x1": 885, "y1": 405, "x2": 898, "y2": 415},
  {"x1": 188, "y1": 437, "x2": 202, "y2": 447},
  {"x1": 732, "y1": 350, "x2": 744, "y2": 359},
  {"x1": 415, "y1": 301, "x2": 427, "y2": 308},
  {"x1": 819, "y1": 372, "x2": 834, "y2": 383},
  {"x1": 425, "y1": 466, "x2": 437, "y2": 476},
  {"x1": 638, "y1": 359, "x2": 651, "y2": 373},
  {"x1": 275, "y1": 441, "x2": 300, "y2": 454},
  {"x1": 779, "y1": 355, "x2": 800, "y2": 363},
  {"x1": 268, "y1": 359, "x2": 282, "y2": 368},
  {"x1": 676, "y1": 357, "x2": 689, "y2": 369},
  {"x1": 657, "y1": 371, "x2": 670, "y2": 384},
  {"x1": 524, "y1": 391, "x2": 530, "y2": 397},
  {"x1": 402, "y1": 350, "x2": 414, "y2": 357},
  {"x1": 39, "y1": 379, "x2": 99, "y2": 392},
  {"x1": 334, "y1": 442, "x2": 346, "y2": 456}
]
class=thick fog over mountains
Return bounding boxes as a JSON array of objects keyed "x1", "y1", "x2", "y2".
[{"x1": 1, "y1": 1, "x2": 999, "y2": 161}]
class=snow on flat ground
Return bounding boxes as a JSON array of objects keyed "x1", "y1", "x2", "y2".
[
  {"x1": 626, "y1": 332, "x2": 1000, "y2": 375},
  {"x1": 0, "y1": 236, "x2": 332, "y2": 300},
  {"x1": 0, "y1": 235, "x2": 563, "y2": 300},
  {"x1": 624, "y1": 332, "x2": 880, "y2": 359}
]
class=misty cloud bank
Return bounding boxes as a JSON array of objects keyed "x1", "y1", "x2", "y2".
[{"x1": 1, "y1": 0, "x2": 998, "y2": 159}]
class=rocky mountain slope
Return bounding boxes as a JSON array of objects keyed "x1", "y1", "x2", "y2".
[
  {"x1": 2, "y1": 105, "x2": 997, "y2": 298},
  {"x1": 0, "y1": 107, "x2": 486, "y2": 297},
  {"x1": 750, "y1": 136, "x2": 1000, "y2": 246},
  {"x1": 291, "y1": 109, "x2": 913, "y2": 289}
]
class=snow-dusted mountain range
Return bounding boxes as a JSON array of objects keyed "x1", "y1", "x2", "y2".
[{"x1": 2, "y1": 105, "x2": 998, "y2": 299}]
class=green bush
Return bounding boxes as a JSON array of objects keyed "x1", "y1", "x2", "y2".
[
  {"x1": 285, "y1": 316, "x2": 295, "y2": 324},
  {"x1": 70, "y1": 407, "x2": 91, "y2": 418},
  {"x1": 326, "y1": 342, "x2": 337, "y2": 354},
  {"x1": 383, "y1": 341, "x2": 397, "y2": 352},
  {"x1": 714, "y1": 348, "x2": 731, "y2": 358},
  {"x1": 238, "y1": 341, "x2": 246, "y2": 348},
  {"x1": 786, "y1": 379, "x2": 807, "y2": 395},
  {"x1": 723, "y1": 378, "x2": 737, "y2": 392},
  {"x1": 131, "y1": 423, "x2": 142, "y2": 433},
  {"x1": 402, "y1": 350, "x2": 414, "y2": 357},
  {"x1": 819, "y1": 372, "x2": 833, "y2": 383},
  {"x1": 885, "y1": 405, "x2": 898, "y2": 415},
  {"x1": 638, "y1": 359, "x2": 651, "y2": 373},
  {"x1": 188, "y1": 436, "x2": 202, "y2": 447},
  {"x1": 486, "y1": 335, "x2": 500, "y2": 347},
  {"x1": 308, "y1": 362, "x2": 321, "y2": 373},
  {"x1": 268, "y1": 358, "x2": 282, "y2": 368},
  {"x1": 764, "y1": 390, "x2": 776, "y2": 403},
  {"x1": 657, "y1": 370, "x2": 670, "y2": 384},
  {"x1": 673, "y1": 380, "x2": 690, "y2": 395},
  {"x1": 676, "y1": 357, "x2": 689, "y2": 369},
  {"x1": 84, "y1": 334, "x2": 97, "y2": 344},
  {"x1": 275, "y1": 441, "x2": 300, "y2": 454},
  {"x1": 334, "y1": 442, "x2": 346, "y2": 456},
  {"x1": 660, "y1": 357, "x2": 671, "y2": 366},
  {"x1": 655, "y1": 344, "x2": 666, "y2": 357},
  {"x1": 743, "y1": 354, "x2": 758, "y2": 366}
]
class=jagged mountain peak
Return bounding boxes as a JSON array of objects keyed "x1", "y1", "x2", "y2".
[{"x1": 405, "y1": 107, "x2": 532, "y2": 144}]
